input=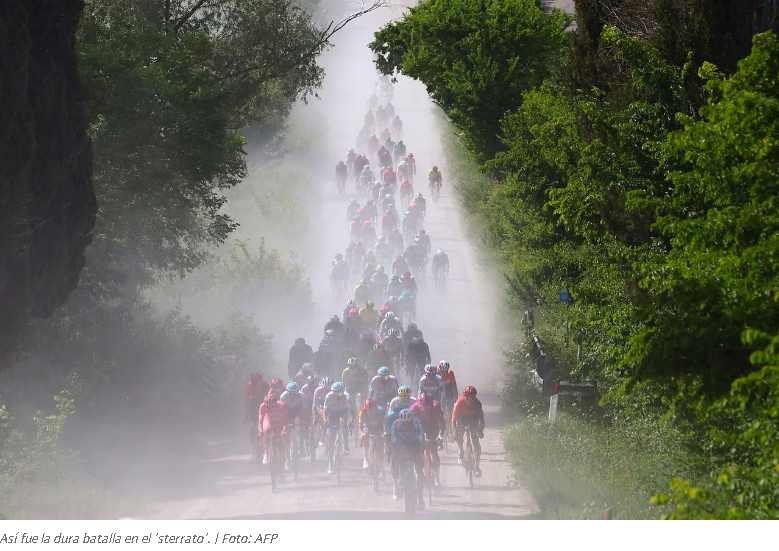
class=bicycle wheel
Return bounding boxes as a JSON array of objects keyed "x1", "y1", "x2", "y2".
[
  {"x1": 335, "y1": 433, "x2": 342, "y2": 486},
  {"x1": 310, "y1": 425, "x2": 318, "y2": 463},
  {"x1": 292, "y1": 433, "x2": 300, "y2": 483},
  {"x1": 466, "y1": 438, "x2": 474, "y2": 488},
  {"x1": 425, "y1": 452, "x2": 433, "y2": 504},
  {"x1": 404, "y1": 468, "x2": 416, "y2": 519},
  {"x1": 269, "y1": 436, "x2": 278, "y2": 492},
  {"x1": 372, "y1": 440, "x2": 380, "y2": 494}
]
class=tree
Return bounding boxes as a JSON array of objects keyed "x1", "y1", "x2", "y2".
[
  {"x1": 0, "y1": 0, "x2": 97, "y2": 364},
  {"x1": 370, "y1": 0, "x2": 571, "y2": 160}
]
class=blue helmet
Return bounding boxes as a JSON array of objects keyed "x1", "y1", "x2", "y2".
[
  {"x1": 287, "y1": 382, "x2": 299, "y2": 392},
  {"x1": 378, "y1": 366, "x2": 390, "y2": 376},
  {"x1": 409, "y1": 323, "x2": 418, "y2": 331},
  {"x1": 331, "y1": 381, "x2": 344, "y2": 392},
  {"x1": 390, "y1": 274, "x2": 399, "y2": 281}
]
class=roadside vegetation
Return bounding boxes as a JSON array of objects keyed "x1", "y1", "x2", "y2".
[
  {"x1": 371, "y1": 0, "x2": 779, "y2": 518},
  {"x1": 0, "y1": 0, "x2": 374, "y2": 518}
]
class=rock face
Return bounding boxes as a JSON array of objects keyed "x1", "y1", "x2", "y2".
[{"x1": 0, "y1": 0, "x2": 96, "y2": 363}]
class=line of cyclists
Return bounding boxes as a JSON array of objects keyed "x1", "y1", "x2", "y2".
[{"x1": 244, "y1": 76, "x2": 484, "y2": 511}]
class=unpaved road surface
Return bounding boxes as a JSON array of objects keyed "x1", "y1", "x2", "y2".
[{"x1": 132, "y1": 0, "x2": 562, "y2": 520}]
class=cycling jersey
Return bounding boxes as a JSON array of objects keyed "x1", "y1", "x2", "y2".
[
  {"x1": 359, "y1": 406, "x2": 386, "y2": 434},
  {"x1": 390, "y1": 417, "x2": 425, "y2": 445},
  {"x1": 389, "y1": 396, "x2": 416, "y2": 413},
  {"x1": 369, "y1": 374, "x2": 400, "y2": 404},
  {"x1": 419, "y1": 374, "x2": 444, "y2": 400},
  {"x1": 280, "y1": 391, "x2": 308, "y2": 423},
  {"x1": 452, "y1": 396, "x2": 485, "y2": 429},
  {"x1": 410, "y1": 400, "x2": 445, "y2": 440},
  {"x1": 440, "y1": 370, "x2": 458, "y2": 399},
  {"x1": 259, "y1": 401, "x2": 288, "y2": 433}
]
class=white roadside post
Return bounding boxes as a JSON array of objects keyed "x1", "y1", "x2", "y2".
[{"x1": 548, "y1": 380, "x2": 559, "y2": 425}]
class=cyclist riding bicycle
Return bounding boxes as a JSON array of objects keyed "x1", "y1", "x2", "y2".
[
  {"x1": 419, "y1": 363, "x2": 444, "y2": 402},
  {"x1": 411, "y1": 391, "x2": 446, "y2": 486},
  {"x1": 359, "y1": 398, "x2": 386, "y2": 473},
  {"x1": 281, "y1": 381, "x2": 311, "y2": 464},
  {"x1": 389, "y1": 385, "x2": 417, "y2": 412},
  {"x1": 437, "y1": 360, "x2": 459, "y2": 420},
  {"x1": 342, "y1": 357, "x2": 369, "y2": 412},
  {"x1": 259, "y1": 390, "x2": 288, "y2": 469},
  {"x1": 390, "y1": 409, "x2": 426, "y2": 508},
  {"x1": 323, "y1": 381, "x2": 353, "y2": 474},
  {"x1": 369, "y1": 366, "x2": 400, "y2": 411},
  {"x1": 428, "y1": 166, "x2": 442, "y2": 187},
  {"x1": 431, "y1": 249, "x2": 450, "y2": 280},
  {"x1": 452, "y1": 386, "x2": 485, "y2": 477}
]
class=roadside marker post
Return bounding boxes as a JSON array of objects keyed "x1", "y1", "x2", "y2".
[{"x1": 548, "y1": 380, "x2": 559, "y2": 425}]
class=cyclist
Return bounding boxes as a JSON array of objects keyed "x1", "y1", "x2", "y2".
[
  {"x1": 406, "y1": 336, "x2": 431, "y2": 380},
  {"x1": 312, "y1": 376, "x2": 332, "y2": 446},
  {"x1": 419, "y1": 363, "x2": 444, "y2": 402},
  {"x1": 400, "y1": 271, "x2": 418, "y2": 297},
  {"x1": 379, "y1": 310, "x2": 402, "y2": 338},
  {"x1": 431, "y1": 249, "x2": 450, "y2": 281},
  {"x1": 293, "y1": 362, "x2": 315, "y2": 388},
  {"x1": 301, "y1": 374, "x2": 318, "y2": 412},
  {"x1": 342, "y1": 357, "x2": 369, "y2": 413},
  {"x1": 369, "y1": 365, "x2": 400, "y2": 411},
  {"x1": 399, "y1": 178, "x2": 413, "y2": 205},
  {"x1": 390, "y1": 409, "x2": 426, "y2": 508},
  {"x1": 380, "y1": 126, "x2": 391, "y2": 143},
  {"x1": 428, "y1": 166, "x2": 442, "y2": 188},
  {"x1": 336, "y1": 161, "x2": 348, "y2": 191},
  {"x1": 324, "y1": 314, "x2": 345, "y2": 338},
  {"x1": 323, "y1": 381, "x2": 352, "y2": 474},
  {"x1": 382, "y1": 327, "x2": 404, "y2": 369},
  {"x1": 413, "y1": 192, "x2": 426, "y2": 217},
  {"x1": 314, "y1": 342, "x2": 336, "y2": 380},
  {"x1": 259, "y1": 390, "x2": 288, "y2": 469},
  {"x1": 391, "y1": 255, "x2": 409, "y2": 278},
  {"x1": 245, "y1": 372, "x2": 270, "y2": 423},
  {"x1": 391, "y1": 115, "x2": 403, "y2": 140},
  {"x1": 281, "y1": 382, "x2": 310, "y2": 464},
  {"x1": 389, "y1": 385, "x2": 417, "y2": 412},
  {"x1": 371, "y1": 265, "x2": 389, "y2": 301},
  {"x1": 359, "y1": 299, "x2": 379, "y2": 328},
  {"x1": 437, "y1": 360, "x2": 459, "y2": 424},
  {"x1": 288, "y1": 337, "x2": 314, "y2": 378},
  {"x1": 270, "y1": 377, "x2": 285, "y2": 398},
  {"x1": 416, "y1": 229, "x2": 431, "y2": 253},
  {"x1": 354, "y1": 278, "x2": 371, "y2": 305},
  {"x1": 366, "y1": 342, "x2": 393, "y2": 373},
  {"x1": 359, "y1": 398, "x2": 386, "y2": 473},
  {"x1": 452, "y1": 386, "x2": 485, "y2": 477},
  {"x1": 346, "y1": 148, "x2": 357, "y2": 172},
  {"x1": 405, "y1": 153, "x2": 417, "y2": 176},
  {"x1": 388, "y1": 229, "x2": 404, "y2": 256},
  {"x1": 393, "y1": 140, "x2": 407, "y2": 164},
  {"x1": 411, "y1": 391, "x2": 446, "y2": 486}
]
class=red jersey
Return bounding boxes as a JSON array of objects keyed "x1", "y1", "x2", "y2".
[
  {"x1": 259, "y1": 401, "x2": 288, "y2": 433},
  {"x1": 440, "y1": 371, "x2": 458, "y2": 397}
]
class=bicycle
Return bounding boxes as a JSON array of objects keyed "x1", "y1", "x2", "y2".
[
  {"x1": 399, "y1": 451, "x2": 418, "y2": 519},
  {"x1": 464, "y1": 429, "x2": 477, "y2": 488},
  {"x1": 266, "y1": 428, "x2": 283, "y2": 492},
  {"x1": 249, "y1": 420, "x2": 262, "y2": 462},
  {"x1": 336, "y1": 174, "x2": 347, "y2": 195},
  {"x1": 333, "y1": 423, "x2": 346, "y2": 485},
  {"x1": 429, "y1": 180, "x2": 441, "y2": 206},
  {"x1": 368, "y1": 432, "x2": 382, "y2": 494},
  {"x1": 288, "y1": 419, "x2": 302, "y2": 483},
  {"x1": 310, "y1": 415, "x2": 320, "y2": 463},
  {"x1": 423, "y1": 440, "x2": 436, "y2": 505}
]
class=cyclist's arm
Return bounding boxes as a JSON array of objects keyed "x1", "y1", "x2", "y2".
[
  {"x1": 358, "y1": 408, "x2": 367, "y2": 431},
  {"x1": 477, "y1": 401, "x2": 485, "y2": 432}
]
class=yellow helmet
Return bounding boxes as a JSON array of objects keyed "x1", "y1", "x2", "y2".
[
  {"x1": 398, "y1": 386, "x2": 411, "y2": 396},
  {"x1": 347, "y1": 357, "x2": 358, "y2": 366}
]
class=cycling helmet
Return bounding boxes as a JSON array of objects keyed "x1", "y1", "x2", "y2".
[
  {"x1": 378, "y1": 235, "x2": 386, "y2": 243},
  {"x1": 398, "y1": 386, "x2": 411, "y2": 396},
  {"x1": 302, "y1": 362, "x2": 314, "y2": 372},
  {"x1": 349, "y1": 308, "x2": 359, "y2": 317},
  {"x1": 432, "y1": 166, "x2": 438, "y2": 171},
  {"x1": 399, "y1": 409, "x2": 413, "y2": 421},
  {"x1": 425, "y1": 364, "x2": 437, "y2": 375},
  {"x1": 373, "y1": 342, "x2": 383, "y2": 351},
  {"x1": 319, "y1": 343, "x2": 329, "y2": 351},
  {"x1": 371, "y1": 133, "x2": 376, "y2": 138},
  {"x1": 332, "y1": 381, "x2": 344, "y2": 393},
  {"x1": 402, "y1": 271, "x2": 412, "y2": 280},
  {"x1": 386, "y1": 311, "x2": 394, "y2": 319},
  {"x1": 347, "y1": 357, "x2": 359, "y2": 366},
  {"x1": 287, "y1": 381, "x2": 299, "y2": 393},
  {"x1": 365, "y1": 249, "x2": 373, "y2": 256},
  {"x1": 376, "y1": 265, "x2": 385, "y2": 273},
  {"x1": 409, "y1": 153, "x2": 414, "y2": 158},
  {"x1": 409, "y1": 323, "x2": 418, "y2": 331},
  {"x1": 270, "y1": 377, "x2": 282, "y2": 388},
  {"x1": 388, "y1": 328, "x2": 400, "y2": 338},
  {"x1": 321, "y1": 376, "x2": 333, "y2": 388},
  {"x1": 416, "y1": 192, "x2": 423, "y2": 198},
  {"x1": 265, "y1": 391, "x2": 278, "y2": 405},
  {"x1": 251, "y1": 372, "x2": 263, "y2": 383},
  {"x1": 438, "y1": 360, "x2": 450, "y2": 373},
  {"x1": 419, "y1": 229, "x2": 426, "y2": 235},
  {"x1": 365, "y1": 398, "x2": 378, "y2": 410},
  {"x1": 307, "y1": 375, "x2": 318, "y2": 386},
  {"x1": 464, "y1": 386, "x2": 477, "y2": 397},
  {"x1": 295, "y1": 337, "x2": 305, "y2": 346},
  {"x1": 349, "y1": 148, "x2": 355, "y2": 153},
  {"x1": 350, "y1": 198, "x2": 356, "y2": 204},
  {"x1": 437, "y1": 249, "x2": 444, "y2": 255},
  {"x1": 412, "y1": 336, "x2": 422, "y2": 345},
  {"x1": 366, "y1": 299, "x2": 374, "y2": 308},
  {"x1": 378, "y1": 366, "x2": 390, "y2": 376},
  {"x1": 330, "y1": 314, "x2": 340, "y2": 322},
  {"x1": 361, "y1": 330, "x2": 374, "y2": 341},
  {"x1": 364, "y1": 220, "x2": 372, "y2": 227},
  {"x1": 335, "y1": 253, "x2": 343, "y2": 261},
  {"x1": 419, "y1": 391, "x2": 432, "y2": 404}
]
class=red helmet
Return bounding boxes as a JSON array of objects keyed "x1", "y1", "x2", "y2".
[
  {"x1": 364, "y1": 220, "x2": 372, "y2": 227},
  {"x1": 371, "y1": 133, "x2": 376, "y2": 138},
  {"x1": 270, "y1": 377, "x2": 282, "y2": 388},
  {"x1": 402, "y1": 271, "x2": 412, "y2": 280},
  {"x1": 464, "y1": 386, "x2": 477, "y2": 398},
  {"x1": 265, "y1": 390, "x2": 278, "y2": 405},
  {"x1": 408, "y1": 153, "x2": 414, "y2": 158},
  {"x1": 419, "y1": 229, "x2": 426, "y2": 235},
  {"x1": 349, "y1": 307, "x2": 359, "y2": 317},
  {"x1": 395, "y1": 255, "x2": 403, "y2": 262},
  {"x1": 365, "y1": 398, "x2": 377, "y2": 410},
  {"x1": 419, "y1": 391, "x2": 433, "y2": 404},
  {"x1": 251, "y1": 372, "x2": 263, "y2": 383},
  {"x1": 403, "y1": 179, "x2": 410, "y2": 186}
]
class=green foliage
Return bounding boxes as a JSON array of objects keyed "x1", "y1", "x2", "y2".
[{"x1": 370, "y1": 0, "x2": 571, "y2": 159}]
